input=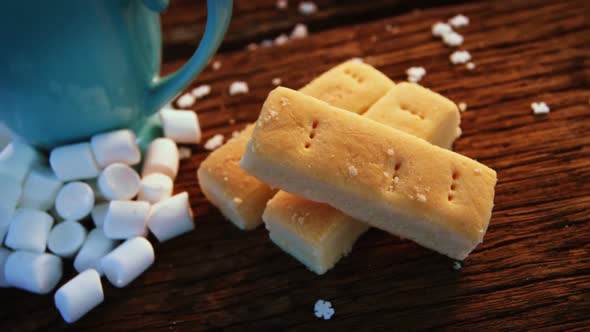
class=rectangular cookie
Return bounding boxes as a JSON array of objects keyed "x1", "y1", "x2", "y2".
[
  {"x1": 264, "y1": 83, "x2": 461, "y2": 273},
  {"x1": 197, "y1": 61, "x2": 394, "y2": 230},
  {"x1": 241, "y1": 87, "x2": 497, "y2": 260}
]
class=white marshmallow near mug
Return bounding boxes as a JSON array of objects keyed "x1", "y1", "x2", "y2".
[
  {"x1": 138, "y1": 173, "x2": 173, "y2": 204},
  {"x1": 142, "y1": 138, "x2": 179, "y2": 180},
  {"x1": 19, "y1": 167, "x2": 63, "y2": 211},
  {"x1": 91, "y1": 203, "x2": 109, "y2": 228},
  {"x1": 50, "y1": 142, "x2": 101, "y2": 181},
  {"x1": 90, "y1": 129, "x2": 141, "y2": 167},
  {"x1": 5, "y1": 208, "x2": 54, "y2": 253},
  {"x1": 0, "y1": 139, "x2": 43, "y2": 183},
  {"x1": 101, "y1": 236, "x2": 155, "y2": 288},
  {"x1": 55, "y1": 269, "x2": 104, "y2": 323},
  {"x1": 98, "y1": 163, "x2": 141, "y2": 200},
  {"x1": 4, "y1": 251, "x2": 63, "y2": 294},
  {"x1": 0, "y1": 174, "x2": 22, "y2": 226},
  {"x1": 103, "y1": 201, "x2": 150, "y2": 239},
  {"x1": 74, "y1": 228, "x2": 118, "y2": 276},
  {"x1": 47, "y1": 221, "x2": 87, "y2": 258},
  {"x1": 55, "y1": 182, "x2": 95, "y2": 220},
  {"x1": 159, "y1": 109, "x2": 202, "y2": 144},
  {"x1": 147, "y1": 192, "x2": 195, "y2": 242},
  {"x1": 0, "y1": 247, "x2": 11, "y2": 287}
]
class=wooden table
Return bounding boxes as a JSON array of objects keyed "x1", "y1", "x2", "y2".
[{"x1": 2, "y1": 0, "x2": 589, "y2": 330}]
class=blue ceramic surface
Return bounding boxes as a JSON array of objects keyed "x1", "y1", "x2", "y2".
[{"x1": 0, "y1": 0, "x2": 232, "y2": 148}]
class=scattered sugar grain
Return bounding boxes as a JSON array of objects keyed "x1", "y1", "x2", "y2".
[
  {"x1": 449, "y1": 14, "x2": 469, "y2": 28},
  {"x1": 260, "y1": 39, "x2": 273, "y2": 47},
  {"x1": 272, "y1": 78, "x2": 282, "y2": 86},
  {"x1": 233, "y1": 197, "x2": 243, "y2": 205},
  {"x1": 432, "y1": 22, "x2": 452, "y2": 37},
  {"x1": 348, "y1": 165, "x2": 358, "y2": 177},
  {"x1": 450, "y1": 50, "x2": 471, "y2": 64},
  {"x1": 191, "y1": 85, "x2": 211, "y2": 99},
  {"x1": 212, "y1": 60, "x2": 222, "y2": 70},
  {"x1": 387, "y1": 149, "x2": 395, "y2": 156},
  {"x1": 276, "y1": 0, "x2": 288, "y2": 10},
  {"x1": 291, "y1": 23, "x2": 308, "y2": 39},
  {"x1": 443, "y1": 32, "x2": 464, "y2": 47},
  {"x1": 229, "y1": 81, "x2": 249, "y2": 95},
  {"x1": 204, "y1": 134, "x2": 225, "y2": 151},
  {"x1": 458, "y1": 102, "x2": 467, "y2": 112},
  {"x1": 274, "y1": 34, "x2": 289, "y2": 46},
  {"x1": 406, "y1": 66, "x2": 426, "y2": 83},
  {"x1": 247, "y1": 43, "x2": 258, "y2": 51},
  {"x1": 298, "y1": 1, "x2": 317, "y2": 16},
  {"x1": 466, "y1": 62, "x2": 476, "y2": 70},
  {"x1": 453, "y1": 261, "x2": 462, "y2": 270},
  {"x1": 176, "y1": 93, "x2": 195, "y2": 108},
  {"x1": 314, "y1": 299, "x2": 335, "y2": 320},
  {"x1": 417, "y1": 194, "x2": 427, "y2": 203},
  {"x1": 532, "y1": 102, "x2": 550, "y2": 115}
]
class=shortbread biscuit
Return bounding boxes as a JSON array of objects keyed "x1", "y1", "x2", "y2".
[
  {"x1": 363, "y1": 82, "x2": 461, "y2": 149},
  {"x1": 242, "y1": 87, "x2": 496, "y2": 260},
  {"x1": 264, "y1": 83, "x2": 461, "y2": 273},
  {"x1": 197, "y1": 61, "x2": 394, "y2": 230}
]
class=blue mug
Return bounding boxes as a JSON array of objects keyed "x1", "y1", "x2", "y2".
[{"x1": 0, "y1": 0, "x2": 232, "y2": 148}]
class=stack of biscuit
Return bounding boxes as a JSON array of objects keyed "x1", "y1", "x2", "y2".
[{"x1": 198, "y1": 61, "x2": 497, "y2": 274}]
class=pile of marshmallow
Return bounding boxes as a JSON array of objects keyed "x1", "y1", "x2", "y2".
[{"x1": 0, "y1": 107, "x2": 202, "y2": 323}]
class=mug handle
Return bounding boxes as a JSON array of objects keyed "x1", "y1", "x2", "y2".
[{"x1": 144, "y1": 0, "x2": 233, "y2": 112}]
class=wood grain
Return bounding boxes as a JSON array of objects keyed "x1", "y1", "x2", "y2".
[{"x1": 1, "y1": 0, "x2": 589, "y2": 331}]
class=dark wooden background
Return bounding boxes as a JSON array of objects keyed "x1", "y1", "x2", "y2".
[{"x1": 1, "y1": 0, "x2": 589, "y2": 330}]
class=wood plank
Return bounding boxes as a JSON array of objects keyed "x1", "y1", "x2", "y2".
[{"x1": 1, "y1": 0, "x2": 589, "y2": 330}]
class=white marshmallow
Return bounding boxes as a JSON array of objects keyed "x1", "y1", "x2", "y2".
[
  {"x1": 138, "y1": 173, "x2": 173, "y2": 204},
  {"x1": 103, "y1": 201, "x2": 150, "y2": 239},
  {"x1": 5, "y1": 208, "x2": 54, "y2": 252},
  {"x1": 55, "y1": 182, "x2": 95, "y2": 220},
  {"x1": 97, "y1": 163, "x2": 140, "y2": 200},
  {"x1": 74, "y1": 228, "x2": 117, "y2": 275},
  {"x1": 90, "y1": 203, "x2": 109, "y2": 228},
  {"x1": 159, "y1": 109, "x2": 202, "y2": 144},
  {"x1": 147, "y1": 192, "x2": 194, "y2": 242},
  {"x1": 0, "y1": 174, "x2": 22, "y2": 227},
  {"x1": 48, "y1": 221, "x2": 87, "y2": 258},
  {"x1": 19, "y1": 167, "x2": 63, "y2": 211},
  {"x1": 142, "y1": 138, "x2": 179, "y2": 180},
  {"x1": 55, "y1": 269, "x2": 104, "y2": 323},
  {"x1": 0, "y1": 139, "x2": 43, "y2": 183},
  {"x1": 4, "y1": 251, "x2": 62, "y2": 294},
  {"x1": 50, "y1": 142, "x2": 101, "y2": 181},
  {"x1": 101, "y1": 236, "x2": 154, "y2": 288},
  {"x1": 90, "y1": 129, "x2": 141, "y2": 167},
  {"x1": 0, "y1": 247, "x2": 10, "y2": 287}
]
